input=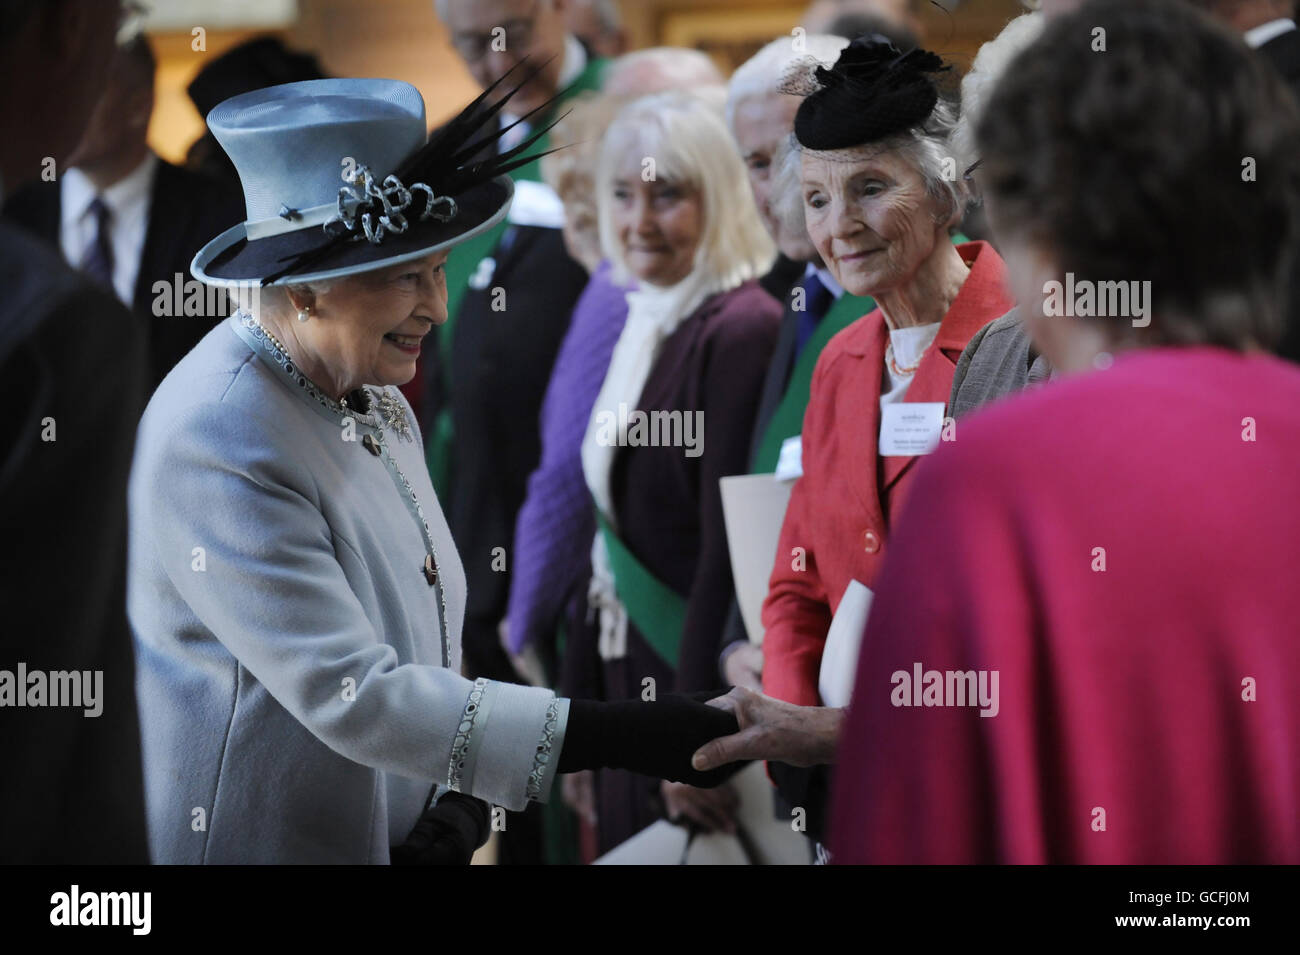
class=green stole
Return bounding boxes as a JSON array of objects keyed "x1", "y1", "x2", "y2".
[
  {"x1": 426, "y1": 57, "x2": 609, "y2": 498},
  {"x1": 751, "y1": 291, "x2": 875, "y2": 474},
  {"x1": 596, "y1": 511, "x2": 686, "y2": 668}
]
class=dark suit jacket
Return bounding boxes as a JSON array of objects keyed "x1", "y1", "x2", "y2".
[
  {"x1": 1259, "y1": 27, "x2": 1300, "y2": 364},
  {"x1": 0, "y1": 222, "x2": 149, "y2": 863},
  {"x1": 2, "y1": 157, "x2": 243, "y2": 392},
  {"x1": 440, "y1": 221, "x2": 590, "y2": 678},
  {"x1": 758, "y1": 252, "x2": 804, "y2": 304}
]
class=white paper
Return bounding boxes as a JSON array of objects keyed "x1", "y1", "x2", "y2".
[
  {"x1": 595, "y1": 763, "x2": 812, "y2": 865},
  {"x1": 773, "y1": 435, "x2": 803, "y2": 482},
  {"x1": 818, "y1": 580, "x2": 874, "y2": 708},
  {"x1": 878, "y1": 401, "x2": 945, "y2": 457},
  {"x1": 719, "y1": 474, "x2": 793, "y2": 645}
]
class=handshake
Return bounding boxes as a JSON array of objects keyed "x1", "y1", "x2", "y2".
[{"x1": 392, "y1": 688, "x2": 843, "y2": 863}]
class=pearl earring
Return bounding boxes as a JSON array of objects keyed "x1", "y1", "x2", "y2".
[{"x1": 297, "y1": 307, "x2": 310, "y2": 323}]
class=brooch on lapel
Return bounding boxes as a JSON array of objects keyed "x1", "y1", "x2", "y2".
[{"x1": 375, "y1": 389, "x2": 413, "y2": 441}]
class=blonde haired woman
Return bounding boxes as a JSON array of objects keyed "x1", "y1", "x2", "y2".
[{"x1": 571, "y1": 90, "x2": 781, "y2": 850}]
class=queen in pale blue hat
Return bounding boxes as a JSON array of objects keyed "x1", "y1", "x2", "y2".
[{"x1": 126, "y1": 73, "x2": 740, "y2": 864}]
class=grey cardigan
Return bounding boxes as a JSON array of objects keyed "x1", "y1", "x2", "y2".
[
  {"x1": 948, "y1": 307, "x2": 1053, "y2": 418},
  {"x1": 128, "y1": 314, "x2": 567, "y2": 863}
]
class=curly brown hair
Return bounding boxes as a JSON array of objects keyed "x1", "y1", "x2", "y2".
[{"x1": 976, "y1": 0, "x2": 1300, "y2": 349}]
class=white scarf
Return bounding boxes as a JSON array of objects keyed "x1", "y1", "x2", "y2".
[{"x1": 580, "y1": 270, "x2": 718, "y2": 660}]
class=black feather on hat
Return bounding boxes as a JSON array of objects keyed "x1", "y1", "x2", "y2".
[{"x1": 794, "y1": 34, "x2": 950, "y2": 151}]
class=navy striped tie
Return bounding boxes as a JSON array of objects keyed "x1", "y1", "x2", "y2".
[
  {"x1": 79, "y1": 196, "x2": 114, "y2": 290},
  {"x1": 794, "y1": 272, "x2": 833, "y2": 356}
]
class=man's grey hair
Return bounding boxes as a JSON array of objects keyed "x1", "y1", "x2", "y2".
[
  {"x1": 572, "y1": 0, "x2": 622, "y2": 31},
  {"x1": 603, "y1": 47, "x2": 723, "y2": 99},
  {"x1": 769, "y1": 131, "x2": 808, "y2": 247},
  {"x1": 725, "y1": 34, "x2": 849, "y2": 132},
  {"x1": 949, "y1": 13, "x2": 1045, "y2": 176}
]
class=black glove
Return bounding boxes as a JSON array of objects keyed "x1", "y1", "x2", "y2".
[
  {"x1": 557, "y1": 694, "x2": 741, "y2": 787},
  {"x1": 390, "y1": 790, "x2": 490, "y2": 866}
]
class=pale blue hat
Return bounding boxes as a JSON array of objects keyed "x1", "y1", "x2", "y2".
[{"x1": 191, "y1": 77, "x2": 517, "y2": 287}]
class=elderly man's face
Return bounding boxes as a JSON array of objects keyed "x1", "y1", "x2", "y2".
[
  {"x1": 443, "y1": 0, "x2": 569, "y2": 118},
  {"x1": 731, "y1": 92, "x2": 815, "y2": 261},
  {"x1": 294, "y1": 251, "x2": 450, "y2": 395},
  {"x1": 608, "y1": 152, "x2": 703, "y2": 287},
  {"x1": 801, "y1": 146, "x2": 945, "y2": 297}
]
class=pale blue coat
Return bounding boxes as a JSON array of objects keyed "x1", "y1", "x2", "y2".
[{"x1": 128, "y1": 314, "x2": 567, "y2": 863}]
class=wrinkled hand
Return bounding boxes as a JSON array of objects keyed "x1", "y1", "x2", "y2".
[
  {"x1": 723, "y1": 643, "x2": 763, "y2": 691},
  {"x1": 661, "y1": 779, "x2": 739, "y2": 834},
  {"x1": 562, "y1": 770, "x2": 597, "y2": 826},
  {"x1": 690, "y1": 686, "x2": 845, "y2": 771}
]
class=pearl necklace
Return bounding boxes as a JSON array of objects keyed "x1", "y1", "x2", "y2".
[
  {"x1": 886, "y1": 341, "x2": 924, "y2": 377},
  {"x1": 884, "y1": 255, "x2": 975, "y2": 377},
  {"x1": 252, "y1": 317, "x2": 290, "y2": 356}
]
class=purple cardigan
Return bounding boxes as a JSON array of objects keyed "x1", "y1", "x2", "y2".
[{"x1": 505, "y1": 260, "x2": 631, "y2": 653}]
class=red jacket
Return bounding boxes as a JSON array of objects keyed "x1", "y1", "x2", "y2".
[
  {"x1": 830, "y1": 347, "x2": 1300, "y2": 863},
  {"x1": 761, "y1": 241, "x2": 1013, "y2": 706}
]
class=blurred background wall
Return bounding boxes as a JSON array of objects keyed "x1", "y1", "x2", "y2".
[{"x1": 146, "y1": 0, "x2": 1025, "y2": 165}]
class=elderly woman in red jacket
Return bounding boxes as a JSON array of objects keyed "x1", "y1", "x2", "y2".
[
  {"x1": 761, "y1": 38, "x2": 1013, "y2": 712},
  {"x1": 831, "y1": 0, "x2": 1300, "y2": 863}
]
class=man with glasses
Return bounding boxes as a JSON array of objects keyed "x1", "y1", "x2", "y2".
[{"x1": 428, "y1": 0, "x2": 608, "y2": 864}]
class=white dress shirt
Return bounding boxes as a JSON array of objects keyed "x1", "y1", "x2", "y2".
[
  {"x1": 1244, "y1": 18, "x2": 1296, "y2": 49},
  {"x1": 60, "y1": 152, "x2": 158, "y2": 307},
  {"x1": 806, "y1": 262, "x2": 845, "y2": 301}
]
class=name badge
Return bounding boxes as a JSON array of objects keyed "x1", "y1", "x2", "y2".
[
  {"x1": 879, "y1": 402, "x2": 945, "y2": 457},
  {"x1": 774, "y1": 435, "x2": 803, "y2": 482}
]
